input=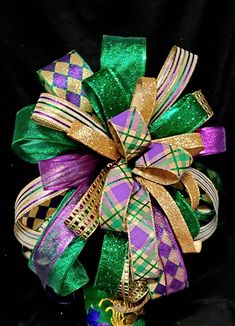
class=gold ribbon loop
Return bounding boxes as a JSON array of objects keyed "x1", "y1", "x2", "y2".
[
  {"x1": 180, "y1": 171, "x2": 200, "y2": 210},
  {"x1": 131, "y1": 77, "x2": 157, "y2": 125},
  {"x1": 67, "y1": 120, "x2": 120, "y2": 160},
  {"x1": 65, "y1": 168, "x2": 109, "y2": 239},
  {"x1": 153, "y1": 132, "x2": 204, "y2": 156}
]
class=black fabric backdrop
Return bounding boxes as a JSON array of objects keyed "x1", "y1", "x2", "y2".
[{"x1": 1, "y1": 0, "x2": 235, "y2": 325}]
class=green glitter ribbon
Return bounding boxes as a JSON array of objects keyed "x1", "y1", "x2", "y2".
[
  {"x1": 149, "y1": 93, "x2": 210, "y2": 138},
  {"x1": 12, "y1": 105, "x2": 78, "y2": 163},
  {"x1": 94, "y1": 231, "x2": 128, "y2": 295},
  {"x1": 101, "y1": 35, "x2": 146, "y2": 96},
  {"x1": 83, "y1": 69, "x2": 129, "y2": 128},
  {"x1": 171, "y1": 189, "x2": 200, "y2": 238},
  {"x1": 83, "y1": 35, "x2": 146, "y2": 127}
]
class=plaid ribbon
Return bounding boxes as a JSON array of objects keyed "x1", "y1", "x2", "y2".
[
  {"x1": 108, "y1": 107, "x2": 151, "y2": 160},
  {"x1": 99, "y1": 159, "x2": 133, "y2": 232},
  {"x1": 134, "y1": 142, "x2": 192, "y2": 185},
  {"x1": 126, "y1": 180, "x2": 161, "y2": 280}
]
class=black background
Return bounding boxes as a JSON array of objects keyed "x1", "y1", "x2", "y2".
[{"x1": 1, "y1": 0, "x2": 235, "y2": 325}]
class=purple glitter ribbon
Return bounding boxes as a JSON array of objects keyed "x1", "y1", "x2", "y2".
[
  {"x1": 32, "y1": 153, "x2": 100, "y2": 284},
  {"x1": 197, "y1": 126, "x2": 226, "y2": 156}
]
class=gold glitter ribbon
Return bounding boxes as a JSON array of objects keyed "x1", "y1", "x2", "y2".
[
  {"x1": 154, "y1": 133, "x2": 204, "y2": 156},
  {"x1": 67, "y1": 120, "x2": 120, "y2": 160},
  {"x1": 131, "y1": 77, "x2": 157, "y2": 125},
  {"x1": 180, "y1": 171, "x2": 200, "y2": 210},
  {"x1": 136, "y1": 177, "x2": 202, "y2": 253}
]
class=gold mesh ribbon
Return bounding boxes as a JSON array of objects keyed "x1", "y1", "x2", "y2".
[{"x1": 65, "y1": 168, "x2": 109, "y2": 239}]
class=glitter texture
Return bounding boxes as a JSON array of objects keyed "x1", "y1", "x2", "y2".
[
  {"x1": 94, "y1": 231, "x2": 128, "y2": 295},
  {"x1": 68, "y1": 120, "x2": 120, "y2": 160},
  {"x1": 180, "y1": 171, "x2": 200, "y2": 210},
  {"x1": 153, "y1": 133, "x2": 204, "y2": 157},
  {"x1": 101, "y1": 35, "x2": 146, "y2": 98},
  {"x1": 131, "y1": 77, "x2": 157, "y2": 125},
  {"x1": 150, "y1": 92, "x2": 212, "y2": 139}
]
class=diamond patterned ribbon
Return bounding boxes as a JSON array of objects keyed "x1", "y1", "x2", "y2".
[
  {"x1": 37, "y1": 50, "x2": 93, "y2": 113},
  {"x1": 148, "y1": 206, "x2": 188, "y2": 298}
]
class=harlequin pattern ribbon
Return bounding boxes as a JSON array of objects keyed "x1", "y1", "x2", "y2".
[
  {"x1": 12, "y1": 35, "x2": 226, "y2": 325},
  {"x1": 148, "y1": 206, "x2": 188, "y2": 298},
  {"x1": 37, "y1": 50, "x2": 93, "y2": 112}
]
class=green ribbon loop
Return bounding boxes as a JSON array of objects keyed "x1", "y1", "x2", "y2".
[
  {"x1": 28, "y1": 190, "x2": 89, "y2": 296},
  {"x1": 83, "y1": 69, "x2": 129, "y2": 128},
  {"x1": 171, "y1": 189, "x2": 200, "y2": 238},
  {"x1": 94, "y1": 231, "x2": 128, "y2": 295},
  {"x1": 150, "y1": 93, "x2": 211, "y2": 139},
  {"x1": 101, "y1": 35, "x2": 146, "y2": 95},
  {"x1": 48, "y1": 237, "x2": 88, "y2": 296},
  {"x1": 12, "y1": 105, "x2": 79, "y2": 163},
  {"x1": 83, "y1": 35, "x2": 146, "y2": 128}
]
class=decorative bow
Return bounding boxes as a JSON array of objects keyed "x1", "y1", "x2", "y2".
[{"x1": 12, "y1": 35, "x2": 226, "y2": 325}]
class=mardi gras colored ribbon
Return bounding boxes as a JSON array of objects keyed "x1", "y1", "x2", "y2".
[{"x1": 12, "y1": 35, "x2": 226, "y2": 326}]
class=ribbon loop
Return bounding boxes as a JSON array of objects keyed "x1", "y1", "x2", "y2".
[
  {"x1": 137, "y1": 177, "x2": 202, "y2": 254},
  {"x1": 12, "y1": 105, "x2": 79, "y2": 163},
  {"x1": 101, "y1": 35, "x2": 146, "y2": 97},
  {"x1": 108, "y1": 107, "x2": 151, "y2": 160},
  {"x1": 65, "y1": 168, "x2": 109, "y2": 239},
  {"x1": 67, "y1": 120, "x2": 120, "y2": 160},
  {"x1": 133, "y1": 143, "x2": 193, "y2": 185},
  {"x1": 39, "y1": 153, "x2": 100, "y2": 190},
  {"x1": 197, "y1": 126, "x2": 226, "y2": 156},
  {"x1": 131, "y1": 77, "x2": 157, "y2": 125},
  {"x1": 150, "y1": 91, "x2": 213, "y2": 139},
  {"x1": 37, "y1": 50, "x2": 93, "y2": 113},
  {"x1": 32, "y1": 92, "x2": 106, "y2": 135},
  {"x1": 153, "y1": 46, "x2": 198, "y2": 121},
  {"x1": 83, "y1": 68, "x2": 130, "y2": 128},
  {"x1": 153, "y1": 132, "x2": 204, "y2": 157},
  {"x1": 148, "y1": 206, "x2": 188, "y2": 298},
  {"x1": 99, "y1": 159, "x2": 133, "y2": 232}
]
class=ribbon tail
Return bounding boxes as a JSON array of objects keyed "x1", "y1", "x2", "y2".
[
  {"x1": 126, "y1": 180, "x2": 162, "y2": 280},
  {"x1": 148, "y1": 205, "x2": 188, "y2": 298}
]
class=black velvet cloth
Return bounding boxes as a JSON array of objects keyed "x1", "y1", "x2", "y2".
[{"x1": 1, "y1": 0, "x2": 235, "y2": 325}]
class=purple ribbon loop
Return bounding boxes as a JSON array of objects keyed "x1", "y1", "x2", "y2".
[
  {"x1": 39, "y1": 153, "x2": 101, "y2": 190},
  {"x1": 197, "y1": 126, "x2": 226, "y2": 156}
]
